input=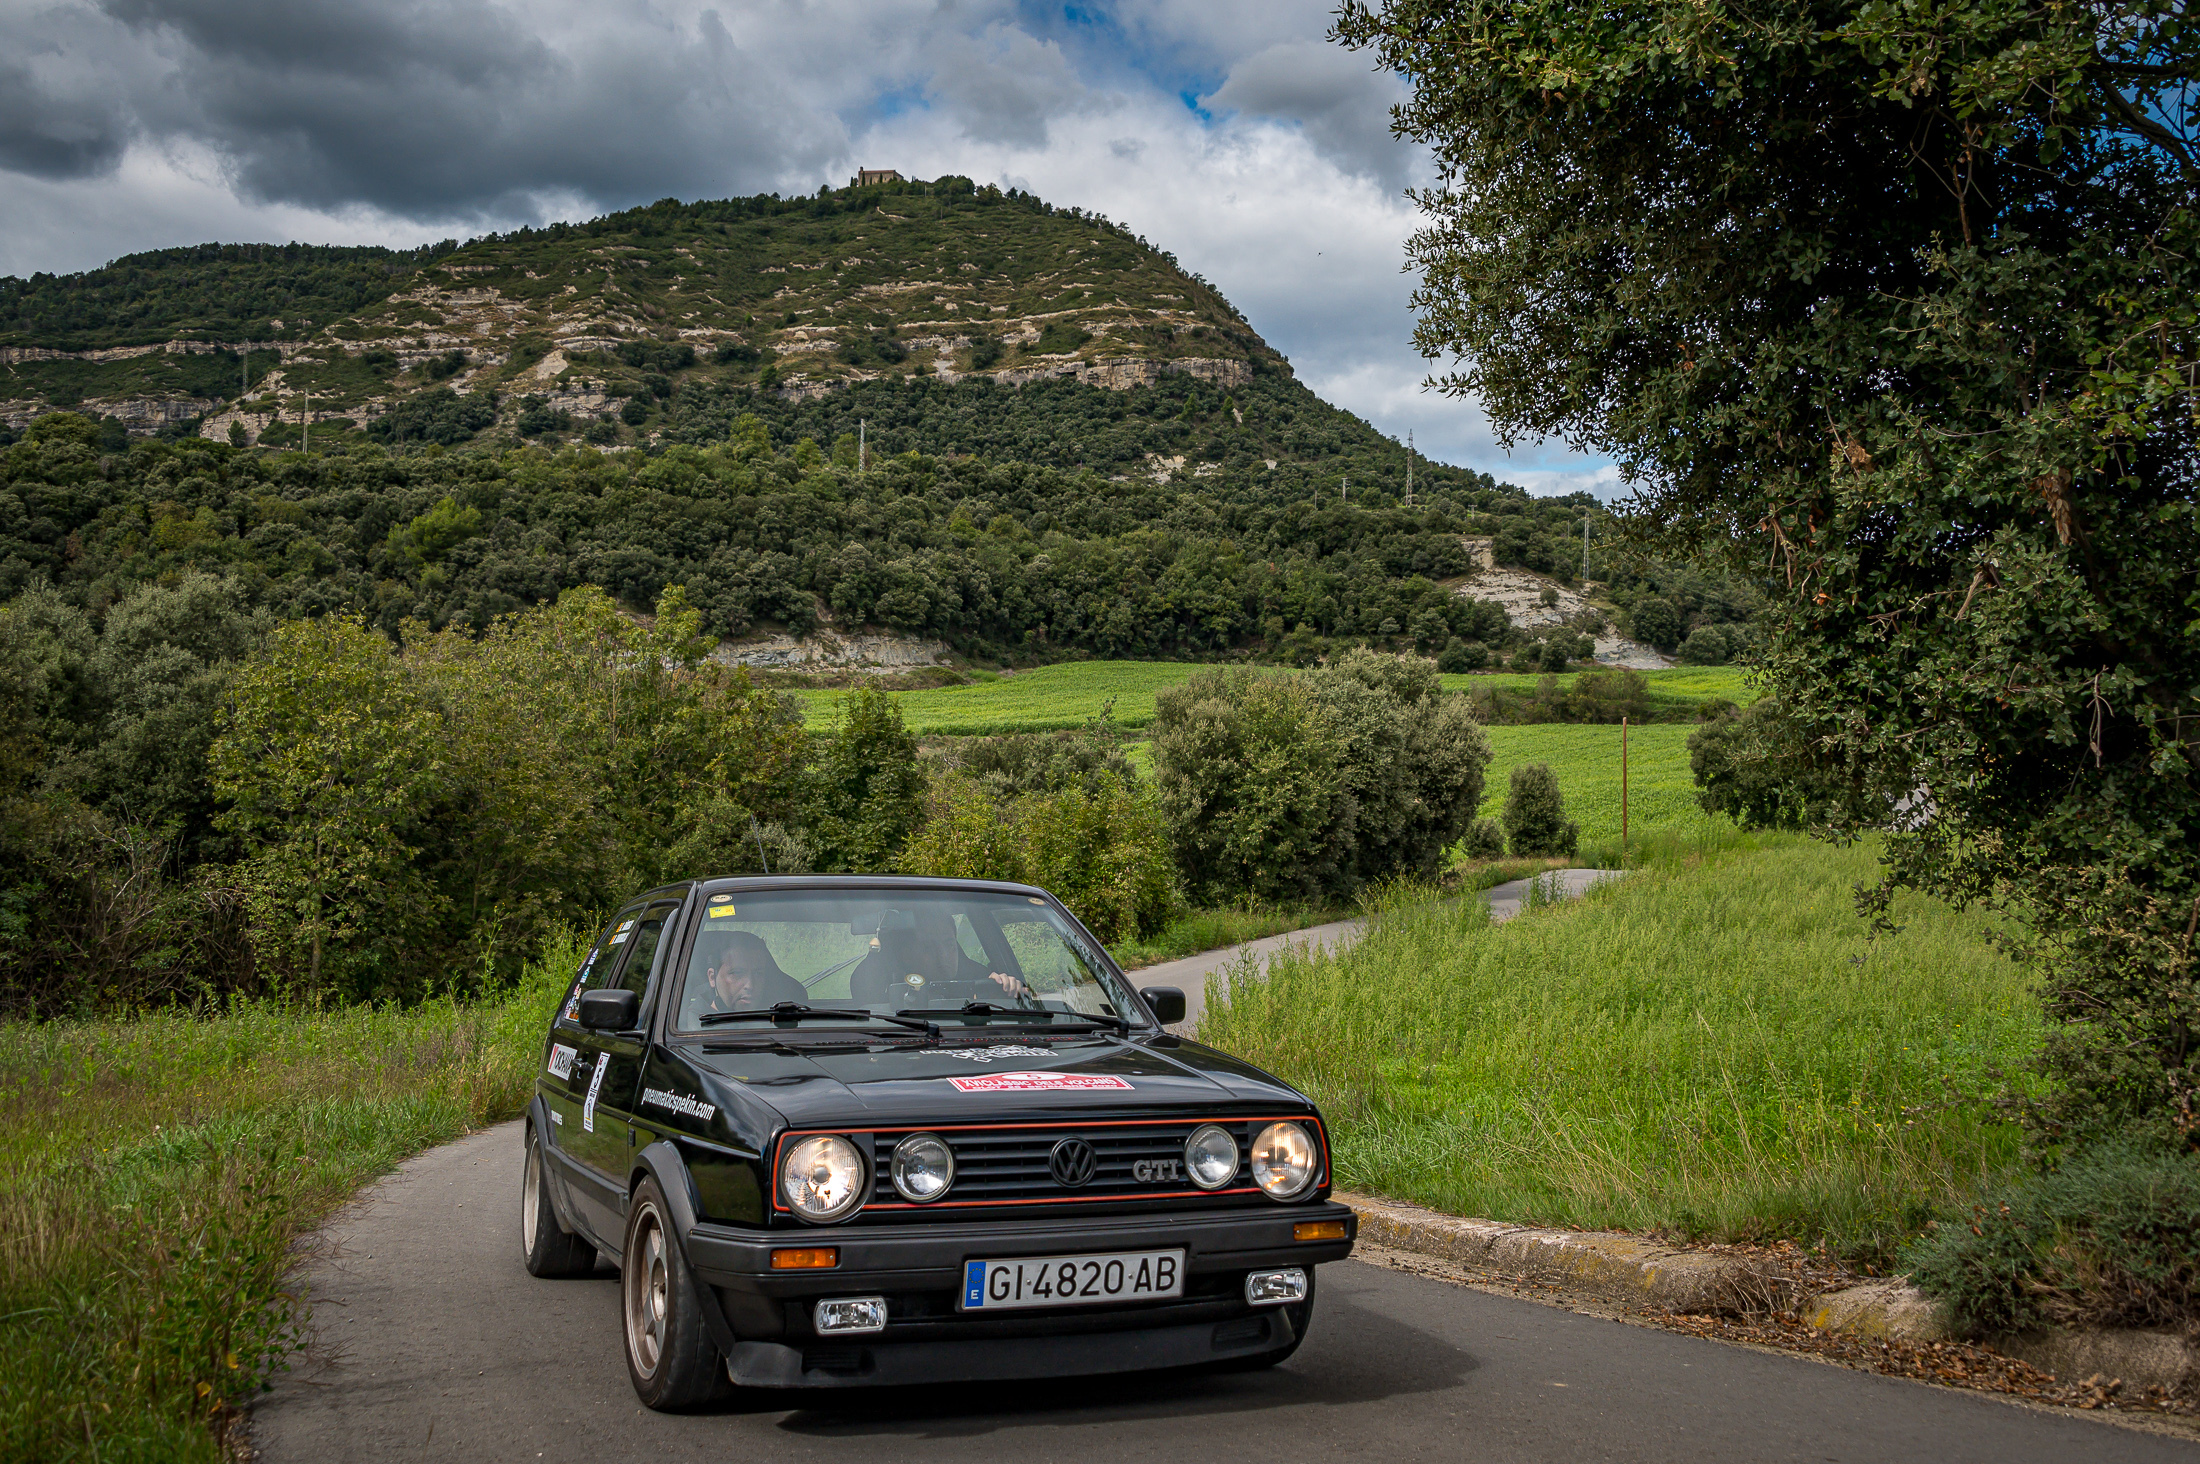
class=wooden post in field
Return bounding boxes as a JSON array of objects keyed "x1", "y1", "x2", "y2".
[{"x1": 1621, "y1": 715, "x2": 1630, "y2": 854}]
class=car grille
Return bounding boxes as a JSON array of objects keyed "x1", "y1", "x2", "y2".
[{"x1": 864, "y1": 1119, "x2": 1259, "y2": 1209}]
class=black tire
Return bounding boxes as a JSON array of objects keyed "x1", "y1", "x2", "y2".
[
  {"x1": 1214, "y1": 1270, "x2": 1317, "y2": 1372},
  {"x1": 622, "y1": 1176, "x2": 729, "y2": 1410},
  {"x1": 520, "y1": 1123, "x2": 597, "y2": 1278}
]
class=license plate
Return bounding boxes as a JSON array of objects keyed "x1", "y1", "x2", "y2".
[{"x1": 959, "y1": 1249, "x2": 1185, "y2": 1311}]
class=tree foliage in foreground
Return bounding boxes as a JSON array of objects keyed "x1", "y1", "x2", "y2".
[{"x1": 1343, "y1": 0, "x2": 2200, "y2": 1145}]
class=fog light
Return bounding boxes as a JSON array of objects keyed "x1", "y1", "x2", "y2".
[
  {"x1": 771, "y1": 1247, "x2": 839, "y2": 1270},
  {"x1": 1244, "y1": 1268, "x2": 1309, "y2": 1306},
  {"x1": 813, "y1": 1297, "x2": 888, "y2": 1334},
  {"x1": 1294, "y1": 1219, "x2": 1348, "y2": 1242}
]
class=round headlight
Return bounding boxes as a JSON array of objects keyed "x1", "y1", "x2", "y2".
[
  {"x1": 890, "y1": 1132, "x2": 955, "y2": 1203},
  {"x1": 781, "y1": 1134, "x2": 866, "y2": 1222},
  {"x1": 1251, "y1": 1121, "x2": 1318, "y2": 1199},
  {"x1": 1184, "y1": 1124, "x2": 1240, "y2": 1190}
]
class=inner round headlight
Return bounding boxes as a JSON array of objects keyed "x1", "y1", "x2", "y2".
[
  {"x1": 781, "y1": 1134, "x2": 866, "y2": 1222},
  {"x1": 1250, "y1": 1121, "x2": 1318, "y2": 1199},
  {"x1": 1184, "y1": 1123, "x2": 1240, "y2": 1190},
  {"x1": 890, "y1": 1132, "x2": 955, "y2": 1202}
]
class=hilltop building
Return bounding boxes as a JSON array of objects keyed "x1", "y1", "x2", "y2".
[{"x1": 855, "y1": 168, "x2": 903, "y2": 186}]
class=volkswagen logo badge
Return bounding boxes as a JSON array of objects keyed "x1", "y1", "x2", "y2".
[{"x1": 1048, "y1": 1137, "x2": 1097, "y2": 1188}]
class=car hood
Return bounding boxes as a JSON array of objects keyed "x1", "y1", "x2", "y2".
[{"x1": 692, "y1": 1034, "x2": 1308, "y2": 1129}]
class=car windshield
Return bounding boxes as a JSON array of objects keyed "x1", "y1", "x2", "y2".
[{"x1": 673, "y1": 889, "x2": 1143, "y2": 1033}]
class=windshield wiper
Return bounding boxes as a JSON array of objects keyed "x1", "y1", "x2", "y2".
[
  {"x1": 902, "y1": 1003, "x2": 1133, "y2": 1034},
  {"x1": 701, "y1": 1002, "x2": 939, "y2": 1038}
]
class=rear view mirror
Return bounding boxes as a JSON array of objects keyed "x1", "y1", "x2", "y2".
[
  {"x1": 1139, "y1": 986, "x2": 1187, "y2": 1025},
  {"x1": 578, "y1": 988, "x2": 640, "y2": 1031}
]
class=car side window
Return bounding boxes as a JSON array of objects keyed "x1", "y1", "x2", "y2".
[
  {"x1": 614, "y1": 901, "x2": 683, "y2": 1004},
  {"x1": 556, "y1": 905, "x2": 647, "y2": 1028}
]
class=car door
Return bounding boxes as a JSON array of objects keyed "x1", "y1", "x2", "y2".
[
  {"x1": 544, "y1": 902, "x2": 648, "y2": 1240},
  {"x1": 564, "y1": 896, "x2": 686, "y2": 1247}
]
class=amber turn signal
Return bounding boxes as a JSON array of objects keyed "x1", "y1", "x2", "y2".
[
  {"x1": 1293, "y1": 1220, "x2": 1348, "y2": 1242},
  {"x1": 770, "y1": 1247, "x2": 840, "y2": 1270}
]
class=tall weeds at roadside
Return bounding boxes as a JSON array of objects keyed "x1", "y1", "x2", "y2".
[
  {"x1": 0, "y1": 929, "x2": 584, "y2": 1463},
  {"x1": 1202, "y1": 831, "x2": 2040, "y2": 1262}
]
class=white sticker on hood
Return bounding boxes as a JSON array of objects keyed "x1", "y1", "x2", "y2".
[{"x1": 943, "y1": 1045, "x2": 1054, "y2": 1064}]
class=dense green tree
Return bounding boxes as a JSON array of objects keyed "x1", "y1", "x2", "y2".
[
  {"x1": 1152, "y1": 652, "x2": 1489, "y2": 903},
  {"x1": 1343, "y1": 0, "x2": 2200, "y2": 1144},
  {"x1": 804, "y1": 686, "x2": 925, "y2": 873}
]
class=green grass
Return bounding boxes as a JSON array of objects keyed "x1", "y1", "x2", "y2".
[
  {"x1": 794, "y1": 660, "x2": 1205, "y2": 735},
  {"x1": 0, "y1": 940, "x2": 578, "y2": 1463},
  {"x1": 1440, "y1": 664, "x2": 1759, "y2": 713},
  {"x1": 799, "y1": 662, "x2": 1753, "y2": 738},
  {"x1": 1199, "y1": 829, "x2": 2040, "y2": 1262},
  {"x1": 1480, "y1": 722, "x2": 1704, "y2": 845}
]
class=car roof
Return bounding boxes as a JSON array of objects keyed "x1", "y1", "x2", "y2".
[{"x1": 688, "y1": 873, "x2": 1053, "y2": 900}]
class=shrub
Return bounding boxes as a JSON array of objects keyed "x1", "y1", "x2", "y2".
[
  {"x1": 1502, "y1": 763, "x2": 1577, "y2": 858},
  {"x1": 900, "y1": 774, "x2": 1176, "y2": 942},
  {"x1": 949, "y1": 724, "x2": 1136, "y2": 800},
  {"x1": 1905, "y1": 1142, "x2": 2200, "y2": 1337},
  {"x1": 1460, "y1": 817, "x2": 1505, "y2": 860},
  {"x1": 1629, "y1": 596, "x2": 1682, "y2": 650},
  {"x1": 1679, "y1": 624, "x2": 1737, "y2": 665},
  {"x1": 1437, "y1": 638, "x2": 1488, "y2": 674},
  {"x1": 619, "y1": 396, "x2": 650, "y2": 426},
  {"x1": 1151, "y1": 651, "x2": 1489, "y2": 904}
]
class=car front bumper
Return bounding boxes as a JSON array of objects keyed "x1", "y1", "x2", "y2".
[{"x1": 686, "y1": 1201, "x2": 1356, "y2": 1387}]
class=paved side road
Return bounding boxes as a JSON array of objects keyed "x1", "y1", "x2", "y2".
[
  {"x1": 1145, "y1": 868, "x2": 1624, "y2": 1032},
  {"x1": 250, "y1": 1122, "x2": 2181, "y2": 1464}
]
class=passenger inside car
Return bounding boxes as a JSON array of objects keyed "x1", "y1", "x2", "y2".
[
  {"x1": 848, "y1": 907, "x2": 1027, "y2": 1007},
  {"x1": 689, "y1": 929, "x2": 807, "y2": 1018}
]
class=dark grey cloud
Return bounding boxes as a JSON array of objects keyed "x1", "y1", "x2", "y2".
[
  {"x1": 3, "y1": 0, "x2": 852, "y2": 222},
  {"x1": 1207, "y1": 40, "x2": 1417, "y2": 195}
]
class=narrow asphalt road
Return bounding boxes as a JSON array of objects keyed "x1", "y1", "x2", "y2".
[
  {"x1": 252, "y1": 1121, "x2": 2181, "y2": 1464},
  {"x1": 1144, "y1": 868, "x2": 1624, "y2": 1032}
]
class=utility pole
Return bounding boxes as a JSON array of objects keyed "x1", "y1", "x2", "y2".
[
  {"x1": 1583, "y1": 509, "x2": 1590, "y2": 581},
  {"x1": 1405, "y1": 430, "x2": 1414, "y2": 506},
  {"x1": 303, "y1": 385, "x2": 309, "y2": 452},
  {"x1": 1342, "y1": 477, "x2": 1348, "y2": 504},
  {"x1": 1621, "y1": 715, "x2": 1630, "y2": 855},
  {"x1": 859, "y1": 418, "x2": 866, "y2": 473}
]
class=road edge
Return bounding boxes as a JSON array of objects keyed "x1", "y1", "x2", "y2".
[{"x1": 1334, "y1": 1189, "x2": 2197, "y2": 1396}]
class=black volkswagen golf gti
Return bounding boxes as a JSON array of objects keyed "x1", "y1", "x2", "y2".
[{"x1": 522, "y1": 875, "x2": 1357, "y2": 1407}]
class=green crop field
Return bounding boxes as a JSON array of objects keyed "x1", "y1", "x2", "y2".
[
  {"x1": 793, "y1": 661, "x2": 1206, "y2": 735},
  {"x1": 1480, "y1": 723, "x2": 1702, "y2": 843},
  {"x1": 1441, "y1": 664, "x2": 1759, "y2": 711},
  {"x1": 797, "y1": 661, "x2": 1753, "y2": 738}
]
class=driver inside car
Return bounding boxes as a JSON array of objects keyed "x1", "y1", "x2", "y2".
[
  {"x1": 694, "y1": 929, "x2": 807, "y2": 1014},
  {"x1": 850, "y1": 907, "x2": 1026, "y2": 1007}
]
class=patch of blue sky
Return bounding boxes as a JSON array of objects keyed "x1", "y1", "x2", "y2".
[
  {"x1": 854, "y1": 85, "x2": 929, "y2": 129},
  {"x1": 1013, "y1": 0, "x2": 1228, "y2": 119}
]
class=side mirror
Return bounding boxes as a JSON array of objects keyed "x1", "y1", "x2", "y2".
[
  {"x1": 578, "y1": 988, "x2": 640, "y2": 1031},
  {"x1": 1139, "y1": 986, "x2": 1187, "y2": 1025}
]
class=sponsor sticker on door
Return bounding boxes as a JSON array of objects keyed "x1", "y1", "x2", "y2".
[
  {"x1": 946, "y1": 1070, "x2": 1133, "y2": 1093},
  {"x1": 546, "y1": 1043, "x2": 577, "y2": 1079}
]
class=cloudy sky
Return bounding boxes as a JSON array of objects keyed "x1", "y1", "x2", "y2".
[{"x1": 0, "y1": 0, "x2": 1613, "y2": 493}]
